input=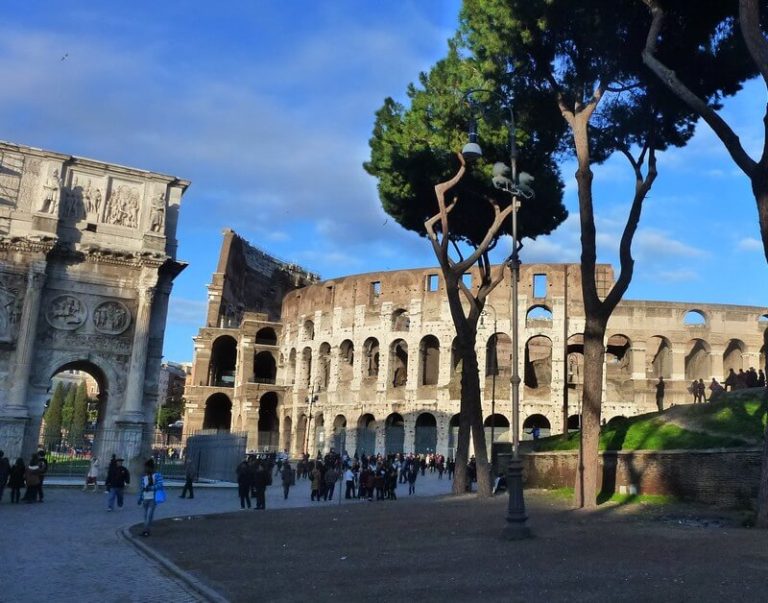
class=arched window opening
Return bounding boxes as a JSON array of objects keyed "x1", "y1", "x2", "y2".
[
  {"x1": 203, "y1": 393, "x2": 232, "y2": 431},
  {"x1": 318, "y1": 342, "x2": 331, "y2": 389},
  {"x1": 683, "y1": 310, "x2": 707, "y2": 326},
  {"x1": 685, "y1": 339, "x2": 711, "y2": 380},
  {"x1": 567, "y1": 414, "x2": 581, "y2": 431},
  {"x1": 385, "y1": 413, "x2": 405, "y2": 455},
  {"x1": 606, "y1": 334, "x2": 631, "y2": 382},
  {"x1": 303, "y1": 320, "x2": 315, "y2": 340},
  {"x1": 287, "y1": 349, "x2": 297, "y2": 386},
  {"x1": 282, "y1": 415, "x2": 292, "y2": 455},
  {"x1": 257, "y1": 392, "x2": 279, "y2": 451},
  {"x1": 522, "y1": 414, "x2": 551, "y2": 440},
  {"x1": 447, "y1": 414, "x2": 461, "y2": 459},
  {"x1": 390, "y1": 340, "x2": 408, "y2": 388},
  {"x1": 483, "y1": 414, "x2": 510, "y2": 448},
  {"x1": 414, "y1": 413, "x2": 437, "y2": 454},
  {"x1": 566, "y1": 334, "x2": 584, "y2": 386},
  {"x1": 208, "y1": 335, "x2": 237, "y2": 387},
  {"x1": 314, "y1": 413, "x2": 325, "y2": 456},
  {"x1": 356, "y1": 414, "x2": 376, "y2": 456},
  {"x1": 253, "y1": 351, "x2": 276, "y2": 384},
  {"x1": 255, "y1": 327, "x2": 277, "y2": 345},
  {"x1": 392, "y1": 309, "x2": 410, "y2": 331},
  {"x1": 648, "y1": 336, "x2": 672, "y2": 379},
  {"x1": 363, "y1": 338, "x2": 380, "y2": 378},
  {"x1": 526, "y1": 305, "x2": 553, "y2": 326},
  {"x1": 723, "y1": 339, "x2": 745, "y2": 374},
  {"x1": 524, "y1": 335, "x2": 552, "y2": 390},
  {"x1": 338, "y1": 340, "x2": 354, "y2": 385},
  {"x1": 419, "y1": 335, "x2": 440, "y2": 386},
  {"x1": 332, "y1": 415, "x2": 347, "y2": 453},
  {"x1": 301, "y1": 347, "x2": 312, "y2": 388}
]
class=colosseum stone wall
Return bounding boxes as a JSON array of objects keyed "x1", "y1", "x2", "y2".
[{"x1": 183, "y1": 230, "x2": 768, "y2": 459}]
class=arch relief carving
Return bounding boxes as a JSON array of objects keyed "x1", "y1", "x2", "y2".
[
  {"x1": 46, "y1": 295, "x2": 86, "y2": 330},
  {"x1": 93, "y1": 300, "x2": 132, "y2": 335}
]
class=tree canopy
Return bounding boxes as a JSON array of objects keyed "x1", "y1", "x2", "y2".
[{"x1": 365, "y1": 42, "x2": 567, "y2": 248}]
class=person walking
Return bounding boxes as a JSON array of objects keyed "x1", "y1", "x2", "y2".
[
  {"x1": 281, "y1": 461, "x2": 294, "y2": 500},
  {"x1": 252, "y1": 463, "x2": 268, "y2": 510},
  {"x1": 179, "y1": 458, "x2": 196, "y2": 499},
  {"x1": 0, "y1": 451, "x2": 10, "y2": 503},
  {"x1": 407, "y1": 464, "x2": 418, "y2": 495},
  {"x1": 310, "y1": 462, "x2": 323, "y2": 501},
  {"x1": 655, "y1": 376, "x2": 665, "y2": 412},
  {"x1": 36, "y1": 450, "x2": 48, "y2": 502},
  {"x1": 344, "y1": 466, "x2": 356, "y2": 499},
  {"x1": 137, "y1": 458, "x2": 165, "y2": 537},
  {"x1": 23, "y1": 454, "x2": 42, "y2": 502},
  {"x1": 83, "y1": 457, "x2": 99, "y2": 492},
  {"x1": 105, "y1": 457, "x2": 130, "y2": 511},
  {"x1": 8, "y1": 457, "x2": 25, "y2": 503},
  {"x1": 236, "y1": 457, "x2": 253, "y2": 510},
  {"x1": 323, "y1": 464, "x2": 338, "y2": 501}
]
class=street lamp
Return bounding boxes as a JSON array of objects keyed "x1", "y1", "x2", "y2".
[
  {"x1": 463, "y1": 88, "x2": 533, "y2": 539},
  {"x1": 304, "y1": 383, "x2": 319, "y2": 456}
]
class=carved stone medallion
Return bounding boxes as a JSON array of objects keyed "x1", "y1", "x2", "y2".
[
  {"x1": 92, "y1": 300, "x2": 132, "y2": 335},
  {"x1": 46, "y1": 295, "x2": 86, "y2": 330}
]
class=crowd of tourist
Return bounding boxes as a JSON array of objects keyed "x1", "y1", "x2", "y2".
[{"x1": 0, "y1": 449, "x2": 48, "y2": 504}]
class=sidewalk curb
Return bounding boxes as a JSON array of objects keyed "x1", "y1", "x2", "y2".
[{"x1": 119, "y1": 526, "x2": 230, "y2": 603}]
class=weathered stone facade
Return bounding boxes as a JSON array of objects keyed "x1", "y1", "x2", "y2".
[
  {"x1": 184, "y1": 232, "x2": 768, "y2": 459},
  {"x1": 0, "y1": 141, "x2": 188, "y2": 477}
]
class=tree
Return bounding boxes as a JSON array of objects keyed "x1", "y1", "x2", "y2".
[
  {"x1": 366, "y1": 43, "x2": 567, "y2": 496},
  {"x1": 638, "y1": 0, "x2": 768, "y2": 525},
  {"x1": 43, "y1": 381, "x2": 66, "y2": 449},
  {"x1": 61, "y1": 383, "x2": 76, "y2": 442},
  {"x1": 69, "y1": 381, "x2": 89, "y2": 449},
  {"x1": 457, "y1": 0, "x2": 732, "y2": 506}
]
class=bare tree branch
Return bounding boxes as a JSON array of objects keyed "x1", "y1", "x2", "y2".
[{"x1": 740, "y1": 0, "x2": 768, "y2": 88}]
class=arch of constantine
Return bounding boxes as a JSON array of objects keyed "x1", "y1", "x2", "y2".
[
  {"x1": 0, "y1": 141, "x2": 188, "y2": 473},
  {"x1": 184, "y1": 230, "x2": 768, "y2": 459}
]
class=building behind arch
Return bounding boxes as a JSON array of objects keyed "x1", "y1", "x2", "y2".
[{"x1": 183, "y1": 230, "x2": 768, "y2": 458}]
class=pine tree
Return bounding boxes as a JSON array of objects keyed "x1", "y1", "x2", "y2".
[
  {"x1": 70, "y1": 381, "x2": 88, "y2": 448},
  {"x1": 43, "y1": 381, "x2": 66, "y2": 449},
  {"x1": 61, "y1": 383, "x2": 76, "y2": 443}
]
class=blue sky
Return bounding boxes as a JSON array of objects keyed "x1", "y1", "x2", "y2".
[{"x1": 1, "y1": 1, "x2": 766, "y2": 362}]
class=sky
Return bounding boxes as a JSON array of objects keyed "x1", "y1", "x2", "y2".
[{"x1": 1, "y1": 1, "x2": 766, "y2": 362}]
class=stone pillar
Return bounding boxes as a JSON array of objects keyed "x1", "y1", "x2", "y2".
[
  {"x1": 403, "y1": 413, "x2": 417, "y2": 454},
  {"x1": 374, "y1": 421, "x2": 385, "y2": 456},
  {"x1": 710, "y1": 345, "x2": 724, "y2": 380},
  {"x1": 630, "y1": 343, "x2": 647, "y2": 381},
  {"x1": 345, "y1": 424, "x2": 358, "y2": 457},
  {"x1": 0, "y1": 262, "x2": 46, "y2": 459},
  {"x1": 6, "y1": 262, "x2": 46, "y2": 416},
  {"x1": 121, "y1": 283, "x2": 156, "y2": 422},
  {"x1": 436, "y1": 416, "x2": 450, "y2": 458},
  {"x1": 671, "y1": 348, "x2": 686, "y2": 382}
]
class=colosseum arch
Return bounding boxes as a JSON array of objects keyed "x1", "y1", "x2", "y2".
[
  {"x1": 338, "y1": 340, "x2": 354, "y2": 386},
  {"x1": 389, "y1": 339, "x2": 408, "y2": 388},
  {"x1": 448, "y1": 413, "x2": 460, "y2": 458},
  {"x1": 332, "y1": 414, "x2": 347, "y2": 452},
  {"x1": 606, "y1": 334, "x2": 632, "y2": 382},
  {"x1": 385, "y1": 413, "x2": 405, "y2": 454},
  {"x1": 203, "y1": 393, "x2": 232, "y2": 431},
  {"x1": 524, "y1": 335, "x2": 553, "y2": 391},
  {"x1": 723, "y1": 339, "x2": 746, "y2": 374},
  {"x1": 357, "y1": 413, "x2": 376, "y2": 455},
  {"x1": 566, "y1": 334, "x2": 584, "y2": 385},
  {"x1": 392, "y1": 308, "x2": 410, "y2": 332},
  {"x1": 303, "y1": 319, "x2": 315, "y2": 340},
  {"x1": 313, "y1": 412, "x2": 325, "y2": 455},
  {"x1": 253, "y1": 351, "x2": 276, "y2": 384},
  {"x1": 414, "y1": 412, "x2": 437, "y2": 453},
  {"x1": 301, "y1": 346, "x2": 312, "y2": 388},
  {"x1": 282, "y1": 415, "x2": 292, "y2": 453},
  {"x1": 257, "y1": 391, "x2": 279, "y2": 451},
  {"x1": 363, "y1": 337, "x2": 380, "y2": 378},
  {"x1": 648, "y1": 335, "x2": 672, "y2": 378},
  {"x1": 255, "y1": 327, "x2": 277, "y2": 345},
  {"x1": 685, "y1": 338, "x2": 711, "y2": 380},
  {"x1": 484, "y1": 413, "x2": 509, "y2": 446},
  {"x1": 287, "y1": 348, "x2": 297, "y2": 385},
  {"x1": 526, "y1": 304, "x2": 553, "y2": 327},
  {"x1": 683, "y1": 309, "x2": 707, "y2": 326},
  {"x1": 419, "y1": 335, "x2": 440, "y2": 386},
  {"x1": 523, "y1": 414, "x2": 552, "y2": 439},
  {"x1": 318, "y1": 342, "x2": 331, "y2": 389},
  {"x1": 208, "y1": 335, "x2": 237, "y2": 387}
]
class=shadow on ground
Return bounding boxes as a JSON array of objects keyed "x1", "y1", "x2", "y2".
[{"x1": 130, "y1": 491, "x2": 768, "y2": 603}]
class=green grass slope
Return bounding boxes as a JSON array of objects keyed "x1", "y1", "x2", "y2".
[{"x1": 535, "y1": 389, "x2": 767, "y2": 452}]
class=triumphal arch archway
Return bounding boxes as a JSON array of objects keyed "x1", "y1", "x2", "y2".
[{"x1": 0, "y1": 141, "x2": 188, "y2": 472}]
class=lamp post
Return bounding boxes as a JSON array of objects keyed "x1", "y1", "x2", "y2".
[
  {"x1": 463, "y1": 88, "x2": 533, "y2": 539},
  {"x1": 304, "y1": 383, "x2": 317, "y2": 456}
]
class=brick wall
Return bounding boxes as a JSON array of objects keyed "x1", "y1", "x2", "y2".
[{"x1": 523, "y1": 448, "x2": 763, "y2": 508}]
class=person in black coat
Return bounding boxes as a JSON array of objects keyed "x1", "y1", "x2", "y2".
[
  {"x1": 8, "y1": 458, "x2": 25, "y2": 504},
  {"x1": 236, "y1": 458, "x2": 253, "y2": 509},
  {"x1": 252, "y1": 463, "x2": 268, "y2": 510}
]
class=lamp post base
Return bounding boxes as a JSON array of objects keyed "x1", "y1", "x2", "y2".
[{"x1": 503, "y1": 456, "x2": 531, "y2": 540}]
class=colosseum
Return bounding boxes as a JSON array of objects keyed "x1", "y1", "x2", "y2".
[{"x1": 182, "y1": 229, "x2": 768, "y2": 458}]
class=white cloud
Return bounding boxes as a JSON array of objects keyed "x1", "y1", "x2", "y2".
[
  {"x1": 656, "y1": 269, "x2": 699, "y2": 283},
  {"x1": 737, "y1": 237, "x2": 763, "y2": 252}
]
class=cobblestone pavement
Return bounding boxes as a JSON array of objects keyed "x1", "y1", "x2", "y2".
[{"x1": 0, "y1": 471, "x2": 452, "y2": 602}]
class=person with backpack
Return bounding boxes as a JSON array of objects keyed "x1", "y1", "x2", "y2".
[
  {"x1": 137, "y1": 458, "x2": 165, "y2": 537},
  {"x1": 105, "y1": 457, "x2": 130, "y2": 511}
]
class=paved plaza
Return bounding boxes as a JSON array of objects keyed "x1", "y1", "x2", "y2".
[{"x1": 0, "y1": 470, "x2": 452, "y2": 602}]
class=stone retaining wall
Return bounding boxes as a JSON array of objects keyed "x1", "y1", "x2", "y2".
[{"x1": 523, "y1": 448, "x2": 763, "y2": 508}]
